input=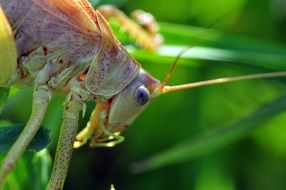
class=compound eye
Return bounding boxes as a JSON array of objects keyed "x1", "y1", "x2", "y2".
[{"x1": 134, "y1": 85, "x2": 150, "y2": 105}]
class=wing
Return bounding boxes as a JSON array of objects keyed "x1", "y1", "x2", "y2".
[
  {"x1": 1, "y1": 0, "x2": 140, "y2": 96},
  {"x1": 34, "y1": 0, "x2": 101, "y2": 37},
  {"x1": 2, "y1": 0, "x2": 103, "y2": 63},
  {"x1": 85, "y1": 11, "x2": 140, "y2": 96}
]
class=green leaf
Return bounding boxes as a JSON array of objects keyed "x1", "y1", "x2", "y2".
[
  {"x1": 0, "y1": 124, "x2": 51, "y2": 153},
  {"x1": 0, "y1": 87, "x2": 9, "y2": 114},
  {"x1": 130, "y1": 93, "x2": 286, "y2": 173},
  {"x1": 2, "y1": 149, "x2": 52, "y2": 190},
  {"x1": 31, "y1": 149, "x2": 52, "y2": 190}
]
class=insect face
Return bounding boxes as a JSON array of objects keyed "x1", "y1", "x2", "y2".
[{"x1": 108, "y1": 68, "x2": 161, "y2": 127}]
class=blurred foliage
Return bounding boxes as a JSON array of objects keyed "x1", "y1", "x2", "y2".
[
  {"x1": 0, "y1": 88, "x2": 9, "y2": 114},
  {"x1": 1, "y1": 0, "x2": 286, "y2": 190},
  {"x1": 131, "y1": 92, "x2": 286, "y2": 172},
  {"x1": 1, "y1": 149, "x2": 52, "y2": 190},
  {"x1": 0, "y1": 124, "x2": 51, "y2": 153}
]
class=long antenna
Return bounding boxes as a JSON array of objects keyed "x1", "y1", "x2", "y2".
[
  {"x1": 159, "y1": 9, "x2": 240, "y2": 92},
  {"x1": 158, "y1": 9, "x2": 286, "y2": 94},
  {"x1": 159, "y1": 46, "x2": 190, "y2": 90},
  {"x1": 162, "y1": 71, "x2": 286, "y2": 94}
]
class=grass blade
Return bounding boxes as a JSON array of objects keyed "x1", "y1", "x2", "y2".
[
  {"x1": 130, "y1": 92, "x2": 286, "y2": 173},
  {"x1": 130, "y1": 45, "x2": 286, "y2": 70},
  {"x1": 126, "y1": 23, "x2": 286, "y2": 70}
]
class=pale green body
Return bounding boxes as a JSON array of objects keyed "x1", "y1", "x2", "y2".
[{"x1": 0, "y1": 5, "x2": 16, "y2": 86}]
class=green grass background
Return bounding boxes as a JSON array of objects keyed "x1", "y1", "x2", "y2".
[{"x1": 1, "y1": 0, "x2": 286, "y2": 189}]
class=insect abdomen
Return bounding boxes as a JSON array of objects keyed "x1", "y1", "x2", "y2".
[{"x1": 0, "y1": 3, "x2": 17, "y2": 87}]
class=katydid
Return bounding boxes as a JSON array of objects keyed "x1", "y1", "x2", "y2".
[{"x1": 0, "y1": 0, "x2": 286, "y2": 189}]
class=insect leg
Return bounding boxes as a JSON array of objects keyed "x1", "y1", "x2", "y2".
[
  {"x1": 89, "y1": 120, "x2": 125, "y2": 148},
  {"x1": 89, "y1": 103, "x2": 125, "y2": 148},
  {"x1": 98, "y1": 5, "x2": 162, "y2": 51},
  {"x1": 73, "y1": 102, "x2": 108, "y2": 148},
  {"x1": 74, "y1": 101, "x2": 124, "y2": 148},
  {"x1": 0, "y1": 85, "x2": 51, "y2": 187},
  {"x1": 73, "y1": 108, "x2": 96, "y2": 148},
  {"x1": 46, "y1": 92, "x2": 83, "y2": 190}
]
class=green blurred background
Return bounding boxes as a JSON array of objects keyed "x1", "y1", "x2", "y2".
[{"x1": 1, "y1": 0, "x2": 286, "y2": 189}]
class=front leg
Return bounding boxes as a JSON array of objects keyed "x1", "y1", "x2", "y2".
[
  {"x1": 74, "y1": 101, "x2": 125, "y2": 149},
  {"x1": 46, "y1": 92, "x2": 83, "y2": 190}
]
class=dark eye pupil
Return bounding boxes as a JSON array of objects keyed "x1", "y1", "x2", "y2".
[{"x1": 134, "y1": 86, "x2": 150, "y2": 105}]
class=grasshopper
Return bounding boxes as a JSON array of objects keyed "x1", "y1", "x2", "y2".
[{"x1": 0, "y1": 0, "x2": 286, "y2": 189}]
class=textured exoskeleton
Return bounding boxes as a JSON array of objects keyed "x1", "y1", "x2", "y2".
[
  {"x1": 1, "y1": 0, "x2": 286, "y2": 189},
  {"x1": 0, "y1": 0, "x2": 162, "y2": 189}
]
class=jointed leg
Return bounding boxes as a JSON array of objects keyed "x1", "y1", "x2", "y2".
[
  {"x1": 98, "y1": 5, "x2": 162, "y2": 51},
  {"x1": 89, "y1": 117, "x2": 125, "y2": 148},
  {"x1": 73, "y1": 102, "x2": 107, "y2": 148},
  {"x1": 46, "y1": 92, "x2": 83, "y2": 190},
  {"x1": 74, "y1": 102, "x2": 124, "y2": 149},
  {"x1": 73, "y1": 107, "x2": 97, "y2": 149},
  {"x1": 0, "y1": 85, "x2": 51, "y2": 188}
]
